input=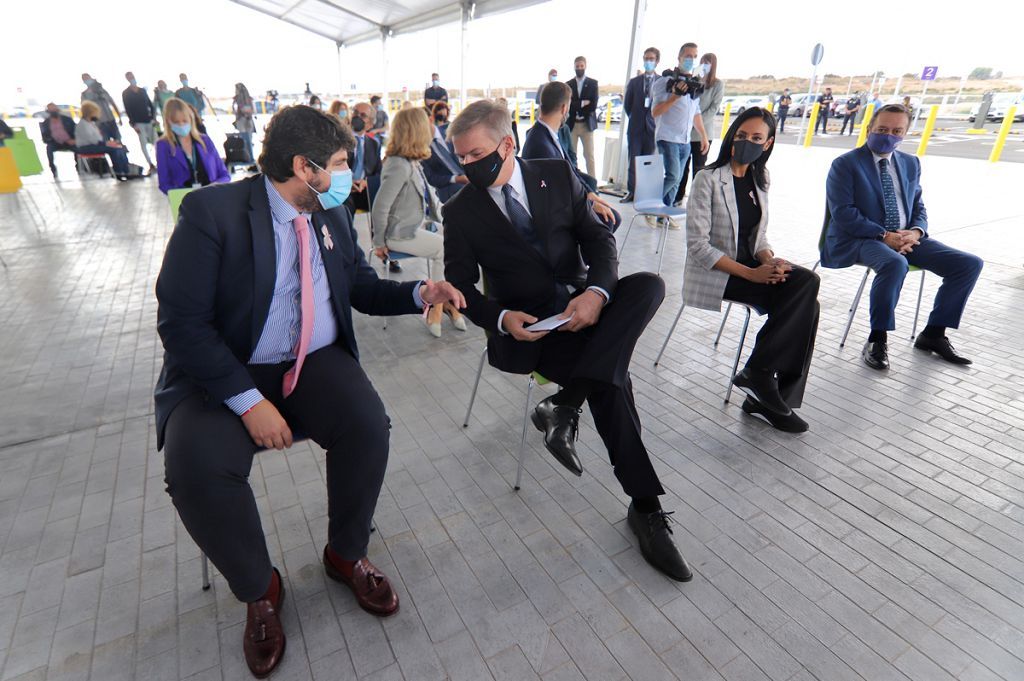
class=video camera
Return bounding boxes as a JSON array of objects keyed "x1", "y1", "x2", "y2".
[{"x1": 663, "y1": 68, "x2": 704, "y2": 99}]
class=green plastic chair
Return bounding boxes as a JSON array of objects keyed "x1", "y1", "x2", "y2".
[
  {"x1": 814, "y1": 203, "x2": 925, "y2": 345},
  {"x1": 167, "y1": 188, "x2": 193, "y2": 222},
  {"x1": 6, "y1": 129, "x2": 43, "y2": 176}
]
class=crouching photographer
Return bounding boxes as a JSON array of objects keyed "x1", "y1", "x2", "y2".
[{"x1": 652, "y1": 42, "x2": 710, "y2": 213}]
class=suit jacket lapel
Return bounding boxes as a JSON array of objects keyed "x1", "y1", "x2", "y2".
[
  {"x1": 892, "y1": 151, "x2": 912, "y2": 217},
  {"x1": 520, "y1": 162, "x2": 553, "y2": 263},
  {"x1": 248, "y1": 178, "x2": 276, "y2": 350},
  {"x1": 857, "y1": 145, "x2": 884, "y2": 204},
  {"x1": 466, "y1": 182, "x2": 548, "y2": 268},
  {"x1": 309, "y1": 212, "x2": 348, "y2": 309},
  {"x1": 717, "y1": 166, "x2": 740, "y2": 247}
]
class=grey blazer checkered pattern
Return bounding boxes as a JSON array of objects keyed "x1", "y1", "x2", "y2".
[{"x1": 683, "y1": 164, "x2": 772, "y2": 311}]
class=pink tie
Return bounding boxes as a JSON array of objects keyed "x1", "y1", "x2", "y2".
[{"x1": 282, "y1": 215, "x2": 315, "y2": 398}]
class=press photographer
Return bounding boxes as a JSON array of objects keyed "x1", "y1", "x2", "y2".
[{"x1": 652, "y1": 42, "x2": 710, "y2": 215}]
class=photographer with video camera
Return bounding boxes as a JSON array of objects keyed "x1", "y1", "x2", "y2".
[{"x1": 651, "y1": 43, "x2": 710, "y2": 223}]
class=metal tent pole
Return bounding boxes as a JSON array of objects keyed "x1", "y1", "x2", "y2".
[{"x1": 611, "y1": 0, "x2": 647, "y2": 193}]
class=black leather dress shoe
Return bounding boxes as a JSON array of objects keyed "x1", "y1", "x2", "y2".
[
  {"x1": 742, "y1": 398, "x2": 809, "y2": 433},
  {"x1": 530, "y1": 397, "x2": 583, "y2": 476},
  {"x1": 914, "y1": 334, "x2": 972, "y2": 365},
  {"x1": 862, "y1": 341, "x2": 889, "y2": 370},
  {"x1": 619, "y1": 192, "x2": 634, "y2": 203},
  {"x1": 388, "y1": 260, "x2": 402, "y2": 273},
  {"x1": 732, "y1": 368, "x2": 791, "y2": 416},
  {"x1": 627, "y1": 504, "x2": 692, "y2": 582}
]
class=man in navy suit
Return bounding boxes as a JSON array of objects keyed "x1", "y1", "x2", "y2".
[
  {"x1": 621, "y1": 47, "x2": 660, "y2": 202},
  {"x1": 155, "y1": 105, "x2": 463, "y2": 677},
  {"x1": 422, "y1": 101, "x2": 468, "y2": 203},
  {"x1": 522, "y1": 81, "x2": 620, "y2": 230},
  {"x1": 567, "y1": 56, "x2": 599, "y2": 176},
  {"x1": 822, "y1": 104, "x2": 983, "y2": 370}
]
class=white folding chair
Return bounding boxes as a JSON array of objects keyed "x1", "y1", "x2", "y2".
[{"x1": 616, "y1": 154, "x2": 686, "y2": 275}]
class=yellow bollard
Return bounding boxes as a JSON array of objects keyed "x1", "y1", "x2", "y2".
[
  {"x1": 989, "y1": 106, "x2": 1017, "y2": 162},
  {"x1": 855, "y1": 103, "x2": 875, "y2": 148},
  {"x1": 720, "y1": 103, "x2": 732, "y2": 139},
  {"x1": 916, "y1": 105, "x2": 940, "y2": 157},
  {"x1": 529, "y1": 101, "x2": 535, "y2": 126},
  {"x1": 766, "y1": 101, "x2": 774, "y2": 113},
  {"x1": 604, "y1": 100, "x2": 612, "y2": 131},
  {"x1": 803, "y1": 103, "x2": 820, "y2": 147}
]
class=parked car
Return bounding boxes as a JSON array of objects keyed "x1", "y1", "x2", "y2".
[
  {"x1": 969, "y1": 93, "x2": 1024, "y2": 122},
  {"x1": 733, "y1": 96, "x2": 770, "y2": 114},
  {"x1": 718, "y1": 96, "x2": 742, "y2": 114},
  {"x1": 788, "y1": 93, "x2": 821, "y2": 118},
  {"x1": 597, "y1": 95, "x2": 623, "y2": 123}
]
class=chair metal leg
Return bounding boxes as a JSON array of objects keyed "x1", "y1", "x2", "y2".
[
  {"x1": 617, "y1": 215, "x2": 638, "y2": 256},
  {"x1": 724, "y1": 307, "x2": 752, "y2": 404},
  {"x1": 201, "y1": 552, "x2": 211, "y2": 590},
  {"x1": 840, "y1": 268, "x2": 871, "y2": 348},
  {"x1": 655, "y1": 222, "x2": 670, "y2": 275},
  {"x1": 0, "y1": 252, "x2": 7, "y2": 269},
  {"x1": 713, "y1": 302, "x2": 733, "y2": 347},
  {"x1": 654, "y1": 301, "x2": 685, "y2": 366},
  {"x1": 463, "y1": 346, "x2": 488, "y2": 427},
  {"x1": 811, "y1": 259, "x2": 821, "y2": 273},
  {"x1": 382, "y1": 260, "x2": 391, "y2": 329},
  {"x1": 514, "y1": 376, "x2": 536, "y2": 491},
  {"x1": 910, "y1": 270, "x2": 926, "y2": 340}
]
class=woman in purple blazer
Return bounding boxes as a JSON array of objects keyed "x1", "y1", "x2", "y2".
[{"x1": 156, "y1": 97, "x2": 231, "y2": 194}]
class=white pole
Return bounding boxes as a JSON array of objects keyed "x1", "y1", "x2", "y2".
[
  {"x1": 612, "y1": 0, "x2": 647, "y2": 192},
  {"x1": 380, "y1": 29, "x2": 389, "y2": 111},
  {"x1": 912, "y1": 79, "x2": 928, "y2": 131},
  {"x1": 459, "y1": 2, "x2": 472, "y2": 112},
  {"x1": 336, "y1": 43, "x2": 344, "y2": 98},
  {"x1": 798, "y1": 64, "x2": 816, "y2": 142}
]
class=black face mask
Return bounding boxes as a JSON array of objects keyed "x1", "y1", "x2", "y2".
[
  {"x1": 49, "y1": 111, "x2": 60, "y2": 118},
  {"x1": 733, "y1": 139, "x2": 766, "y2": 165},
  {"x1": 463, "y1": 142, "x2": 506, "y2": 190},
  {"x1": 435, "y1": 114, "x2": 447, "y2": 123},
  {"x1": 351, "y1": 115, "x2": 366, "y2": 132},
  {"x1": 574, "y1": 68, "x2": 585, "y2": 78}
]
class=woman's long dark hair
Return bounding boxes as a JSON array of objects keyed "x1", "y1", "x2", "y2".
[
  {"x1": 701, "y1": 53, "x2": 718, "y2": 87},
  {"x1": 705, "y1": 106, "x2": 776, "y2": 191}
]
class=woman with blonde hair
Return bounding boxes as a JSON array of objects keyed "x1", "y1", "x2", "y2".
[
  {"x1": 74, "y1": 100, "x2": 139, "y2": 180},
  {"x1": 155, "y1": 97, "x2": 230, "y2": 194},
  {"x1": 328, "y1": 99, "x2": 350, "y2": 123},
  {"x1": 371, "y1": 107, "x2": 465, "y2": 337}
]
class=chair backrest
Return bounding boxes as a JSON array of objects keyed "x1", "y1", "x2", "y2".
[
  {"x1": 168, "y1": 188, "x2": 193, "y2": 222},
  {"x1": 633, "y1": 154, "x2": 665, "y2": 205},
  {"x1": 817, "y1": 202, "x2": 832, "y2": 251}
]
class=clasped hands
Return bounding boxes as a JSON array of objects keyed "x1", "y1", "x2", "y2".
[
  {"x1": 501, "y1": 289, "x2": 604, "y2": 342},
  {"x1": 883, "y1": 229, "x2": 921, "y2": 255},
  {"x1": 747, "y1": 257, "x2": 792, "y2": 285}
]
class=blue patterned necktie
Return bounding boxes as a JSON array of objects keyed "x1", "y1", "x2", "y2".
[
  {"x1": 502, "y1": 184, "x2": 544, "y2": 254},
  {"x1": 878, "y1": 157, "x2": 901, "y2": 231}
]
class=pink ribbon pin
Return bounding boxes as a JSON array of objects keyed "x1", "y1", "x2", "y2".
[
  {"x1": 321, "y1": 225, "x2": 334, "y2": 250},
  {"x1": 540, "y1": 180, "x2": 547, "y2": 188}
]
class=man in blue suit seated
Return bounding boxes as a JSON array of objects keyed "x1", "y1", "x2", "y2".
[
  {"x1": 521, "y1": 81, "x2": 621, "y2": 231},
  {"x1": 154, "y1": 105, "x2": 464, "y2": 678},
  {"x1": 822, "y1": 104, "x2": 983, "y2": 370},
  {"x1": 422, "y1": 100, "x2": 468, "y2": 203}
]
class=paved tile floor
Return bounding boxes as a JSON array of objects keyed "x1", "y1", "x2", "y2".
[{"x1": 1, "y1": 146, "x2": 1023, "y2": 681}]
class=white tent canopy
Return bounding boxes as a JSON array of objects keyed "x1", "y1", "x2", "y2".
[{"x1": 229, "y1": 0, "x2": 547, "y2": 46}]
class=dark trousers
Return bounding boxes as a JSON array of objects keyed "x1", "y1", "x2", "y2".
[
  {"x1": 777, "y1": 108, "x2": 789, "y2": 133},
  {"x1": 626, "y1": 131, "x2": 656, "y2": 194},
  {"x1": 816, "y1": 111, "x2": 830, "y2": 134},
  {"x1": 45, "y1": 141, "x2": 76, "y2": 173},
  {"x1": 74, "y1": 143, "x2": 130, "y2": 175},
  {"x1": 676, "y1": 140, "x2": 708, "y2": 202},
  {"x1": 345, "y1": 186, "x2": 371, "y2": 213},
  {"x1": 531, "y1": 272, "x2": 666, "y2": 499},
  {"x1": 723, "y1": 266, "x2": 820, "y2": 408},
  {"x1": 840, "y1": 113, "x2": 857, "y2": 135},
  {"x1": 163, "y1": 345, "x2": 390, "y2": 603},
  {"x1": 857, "y1": 237, "x2": 984, "y2": 331}
]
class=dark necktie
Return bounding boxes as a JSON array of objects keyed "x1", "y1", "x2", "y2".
[
  {"x1": 502, "y1": 184, "x2": 543, "y2": 254},
  {"x1": 877, "y1": 158, "x2": 901, "y2": 231}
]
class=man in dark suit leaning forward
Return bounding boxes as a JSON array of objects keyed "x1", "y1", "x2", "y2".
[
  {"x1": 155, "y1": 105, "x2": 463, "y2": 678},
  {"x1": 443, "y1": 100, "x2": 692, "y2": 583}
]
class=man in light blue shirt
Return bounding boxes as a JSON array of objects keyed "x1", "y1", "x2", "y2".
[{"x1": 652, "y1": 42, "x2": 710, "y2": 209}]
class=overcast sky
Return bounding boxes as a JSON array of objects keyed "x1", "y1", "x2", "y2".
[{"x1": 2, "y1": 0, "x2": 1021, "y2": 107}]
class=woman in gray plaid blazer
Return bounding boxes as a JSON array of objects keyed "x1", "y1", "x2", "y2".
[{"x1": 683, "y1": 107, "x2": 820, "y2": 433}]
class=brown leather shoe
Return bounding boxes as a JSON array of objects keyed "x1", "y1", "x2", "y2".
[
  {"x1": 323, "y1": 547, "x2": 400, "y2": 617},
  {"x1": 243, "y1": 568, "x2": 286, "y2": 678}
]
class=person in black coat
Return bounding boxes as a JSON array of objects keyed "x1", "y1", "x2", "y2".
[
  {"x1": 566, "y1": 56, "x2": 599, "y2": 176},
  {"x1": 622, "y1": 47, "x2": 661, "y2": 201},
  {"x1": 444, "y1": 100, "x2": 693, "y2": 584},
  {"x1": 422, "y1": 101, "x2": 467, "y2": 203},
  {"x1": 155, "y1": 105, "x2": 463, "y2": 678},
  {"x1": 39, "y1": 103, "x2": 77, "y2": 176}
]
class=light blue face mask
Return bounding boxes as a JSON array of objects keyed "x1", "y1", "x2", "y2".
[
  {"x1": 432, "y1": 79, "x2": 440, "y2": 87},
  {"x1": 129, "y1": 79, "x2": 138, "y2": 87},
  {"x1": 170, "y1": 122, "x2": 192, "y2": 137},
  {"x1": 643, "y1": 60, "x2": 656, "y2": 72},
  {"x1": 181, "y1": 79, "x2": 189, "y2": 88},
  {"x1": 306, "y1": 160, "x2": 353, "y2": 210},
  {"x1": 338, "y1": 109, "x2": 348, "y2": 118},
  {"x1": 549, "y1": 73, "x2": 559, "y2": 82},
  {"x1": 681, "y1": 57, "x2": 695, "y2": 73}
]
